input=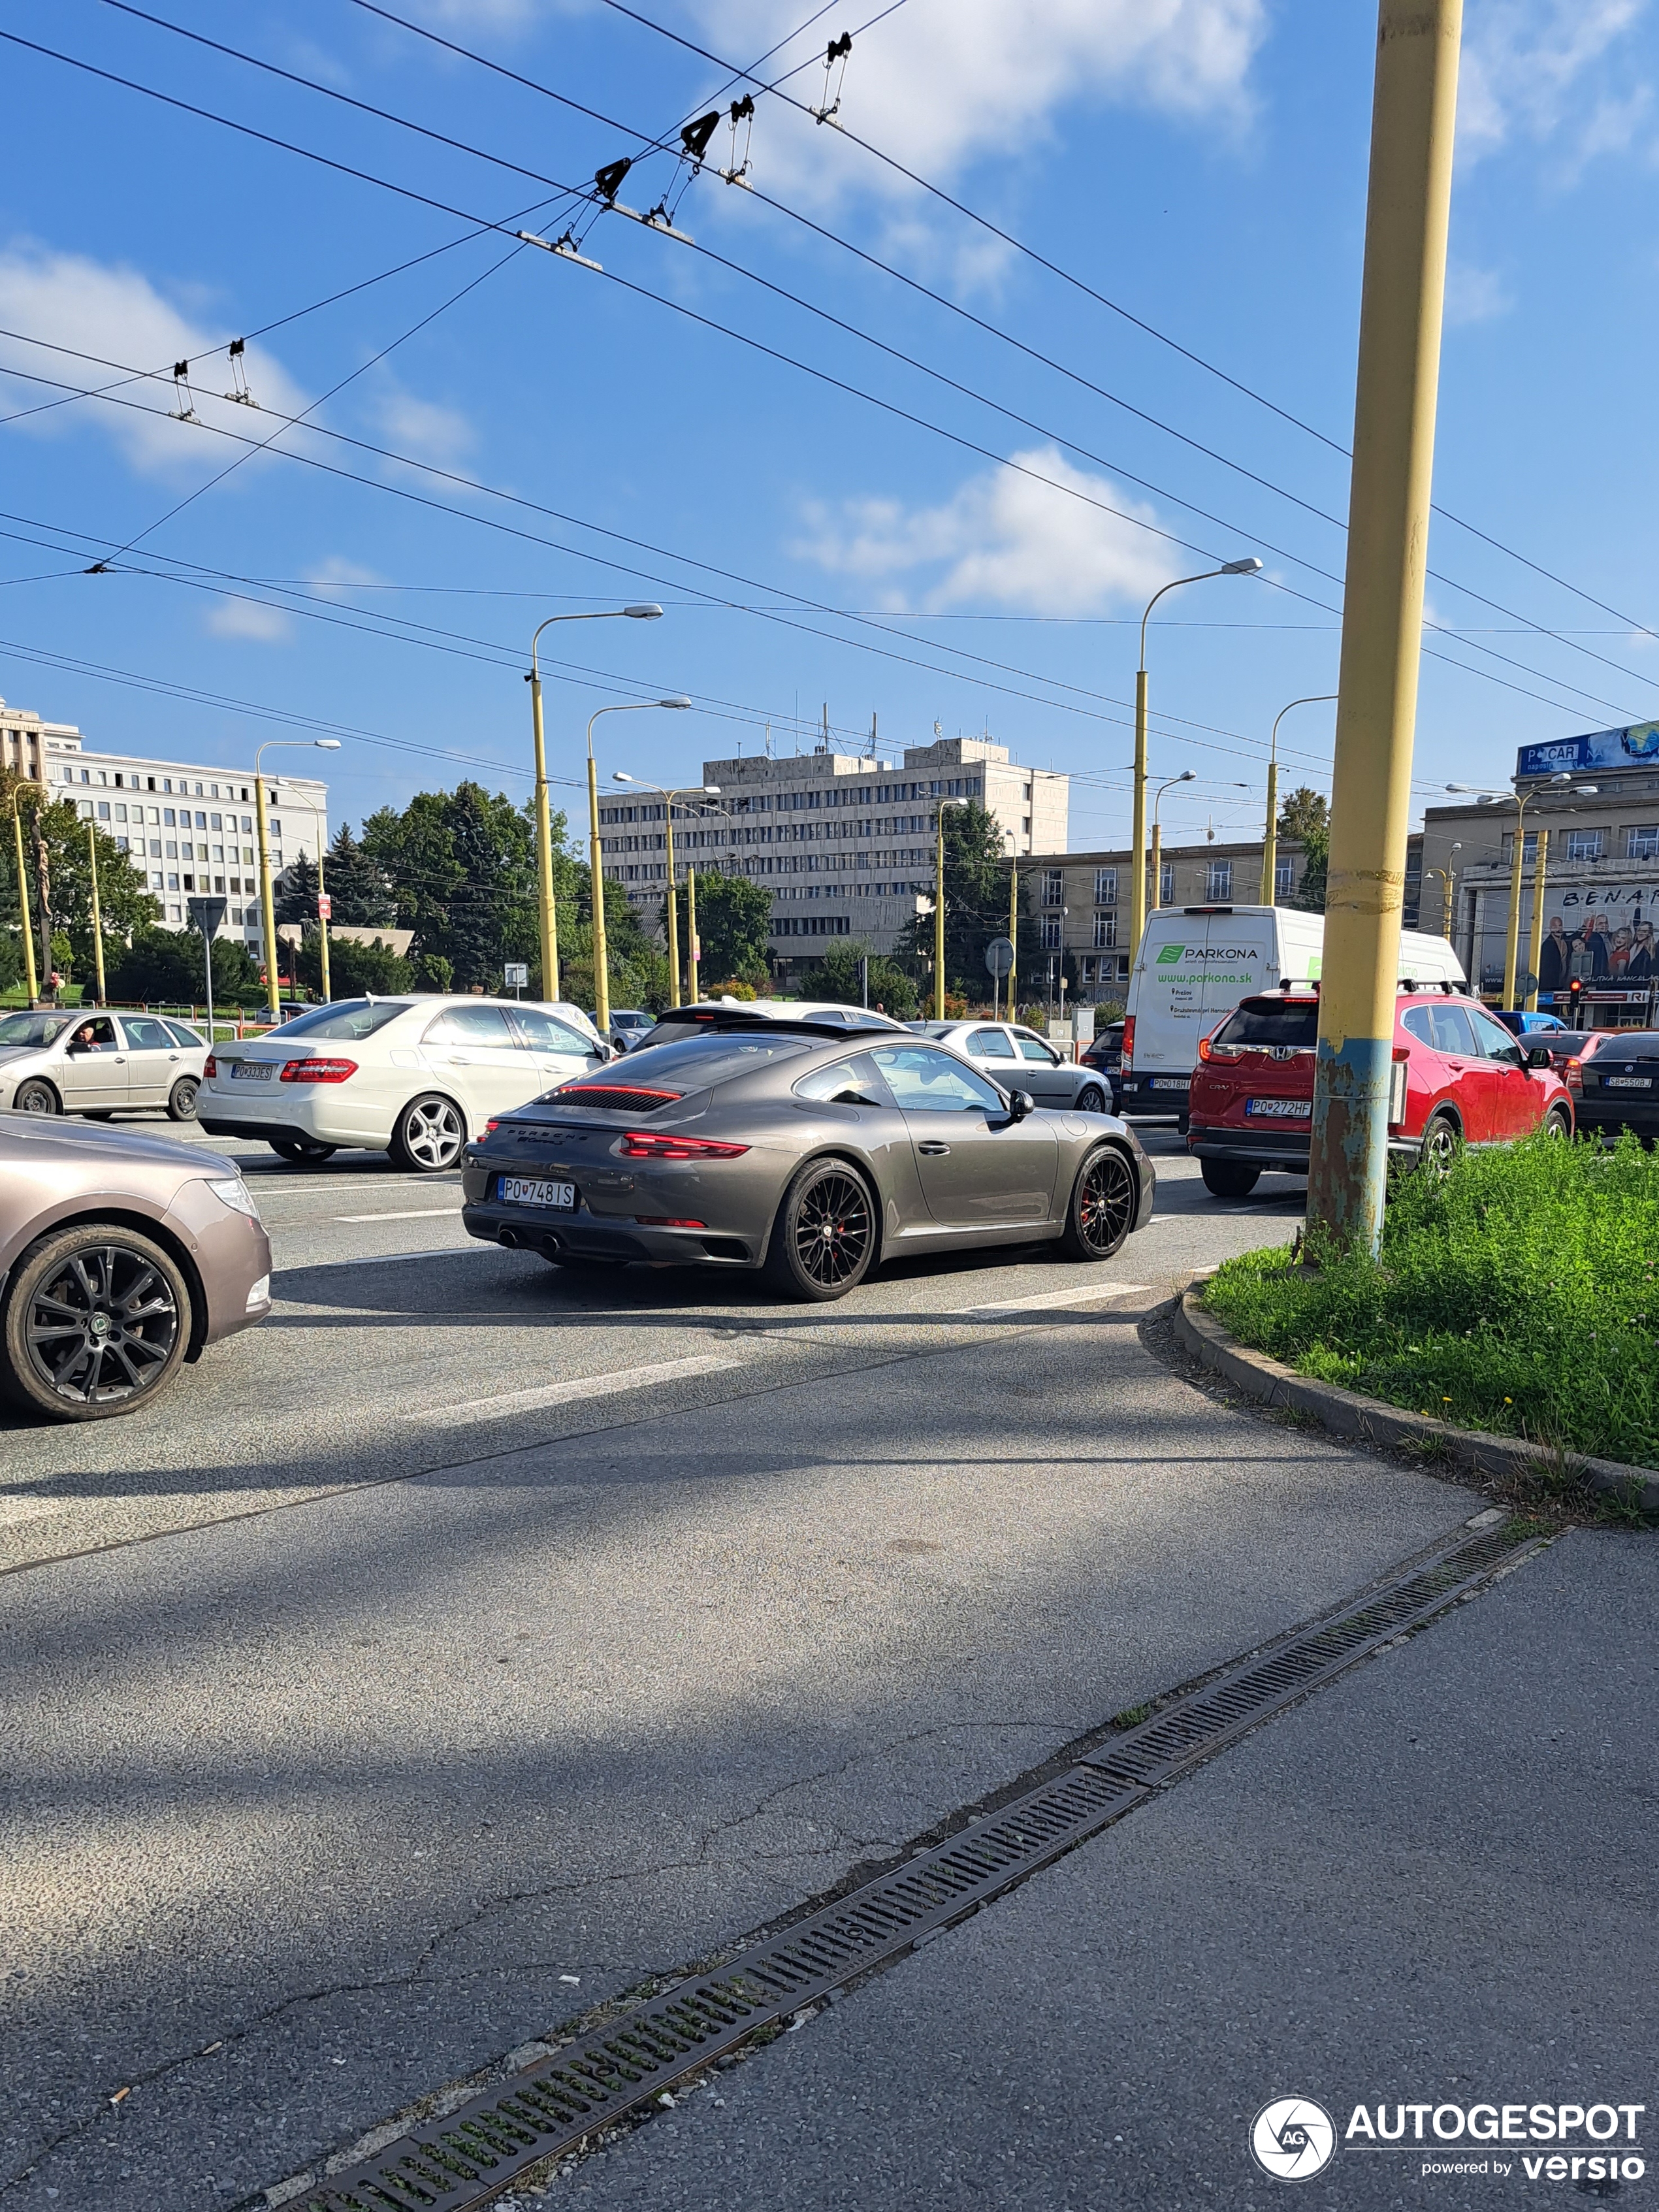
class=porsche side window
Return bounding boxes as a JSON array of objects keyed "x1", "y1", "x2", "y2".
[
  {"x1": 793, "y1": 1052, "x2": 892, "y2": 1109},
  {"x1": 869, "y1": 1045, "x2": 1004, "y2": 1114}
]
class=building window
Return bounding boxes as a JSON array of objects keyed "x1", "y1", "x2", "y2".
[
  {"x1": 1501, "y1": 830, "x2": 1541, "y2": 862},
  {"x1": 1041, "y1": 869, "x2": 1064, "y2": 906},
  {"x1": 1206, "y1": 860, "x2": 1233, "y2": 901},
  {"x1": 1275, "y1": 856, "x2": 1295, "y2": 900},
  {"x1": 1626, "y1": 826, "x2": 1659, "y2": 860},
  {"x1": 1039, "y1": 917, "x2": 1062, "y2": 951},
  {"x1": 1160, "y1": 862, "x2": 1174, "y2": 905},
  {"x1": 1565, "y1": 829, "x2": 1605, "y2": 862},
  {"x1": 1094, "y1": 867, "x2": 1116, "y2": 903},
  {"x1": 1093, "y1": 911, "x2": 1117, "y2": 949}
]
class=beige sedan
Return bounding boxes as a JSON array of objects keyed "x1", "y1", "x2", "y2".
[{"x1": 0, "y1": 1009, "x2": 209, "y2": 1122}]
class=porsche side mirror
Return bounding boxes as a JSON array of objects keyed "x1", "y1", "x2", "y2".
[{"x1": 1007, "y1": 1088, "x2": 1035, "y2": 1122}]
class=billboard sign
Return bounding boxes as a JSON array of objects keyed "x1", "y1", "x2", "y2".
[{"x1": 1517, "y1": 722, "x2": 1659, "y2": 779}]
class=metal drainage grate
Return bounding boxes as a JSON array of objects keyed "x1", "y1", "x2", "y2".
[{"x1": 298, "y1": 1523, "x2": 1537, "y2": 2212}]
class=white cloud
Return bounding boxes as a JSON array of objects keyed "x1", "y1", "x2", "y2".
[
  {"x1": 205, "y1": 598, "x2": 292, "y2": 643},
  {"x1": 1457, "y1": 0, "x2": 1651, "y2": 166},
  {"x1": 306, "y1": 555, "x2": 385, "y2": 596},
  {"x1": 368, "y1": 376, "x2": 475, "y2": 467},
  {"x1": 0, "y1": 245, "x2": 310, "y2": 477},
  {"x1": 1444, "y1": 258, "x2": 1513, "y2": 326},
  {"x1": 792, "y1": 445, "x2": 1177, "y2": 614}
]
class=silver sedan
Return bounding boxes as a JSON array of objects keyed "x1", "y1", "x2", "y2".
[
  {"x1": 910, "y1": 1020, "x2": 1114, "y2": 1114},
  {"x1": 0, "y1": 1009, "x2": 209, "y2": 1123}
]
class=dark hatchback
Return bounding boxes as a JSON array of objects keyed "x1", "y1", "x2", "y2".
[
  {"x1": 1080, "y1": 1020, "x2": 1124, "y2": 1111},
  {"x1": 1568, "y1": 1030, "x2": 1659, "y2": 1142}
]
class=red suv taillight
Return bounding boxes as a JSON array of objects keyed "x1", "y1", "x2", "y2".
[
  {"x1": 1120, "y1": 1015, "x2": 1135, "y2": 1070},
  {"x1": 1197, "y1": 1030, "x2": 1243, "y2": 1064},
  {"x1": 1566, "y1": 1056, "x2": 1583, "y2": 1094},
  {"x1": 280, "y1": 1058, "x2": 357, "y2": 1084},
  {"x1": 619, "y1": 1131, "x2": 750, "y2": 1161},
  {"x1": 203, "y1": 1054, "x2": 217, "y2": 1079}
]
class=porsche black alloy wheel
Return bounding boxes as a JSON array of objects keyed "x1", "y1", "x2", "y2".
[
  {"x1": 1061, "y1": 1145, "x2": 1136, "y2": 1261},
  {"x1": 3, "y1": 1224, "x2": 189, "y2": 1420},
  {"x1": 767, "y1": 1159, "x2": 876, "y2": 1301}
]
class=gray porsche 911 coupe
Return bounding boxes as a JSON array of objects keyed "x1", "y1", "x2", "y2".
[{"x1": 460, "y1": 1007, "x2": 1155, "y2": 1301}]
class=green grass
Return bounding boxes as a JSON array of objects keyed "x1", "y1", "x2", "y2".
[{"x1": 1204, "y1": 1131, "x2": 1659, "y2": 1472}]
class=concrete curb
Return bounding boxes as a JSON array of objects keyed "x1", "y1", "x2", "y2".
[{"x1": 1172, "y1": 1284, "x2": 1659, "y2": 1520}]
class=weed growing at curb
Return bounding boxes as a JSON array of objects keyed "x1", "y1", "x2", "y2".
[{"x1": 1204, "y1": 1130, "x2": 1659, "y2": 1473}]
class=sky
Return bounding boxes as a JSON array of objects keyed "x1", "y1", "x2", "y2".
[{"x1": 1, "y1": 0, "x2": 1656, "y2": 857}]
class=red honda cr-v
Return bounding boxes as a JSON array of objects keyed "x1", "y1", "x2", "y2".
[{"x1": 1187, "y1": 984, "x2": 1575, "y2": 1198}]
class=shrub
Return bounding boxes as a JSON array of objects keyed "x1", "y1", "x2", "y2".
[{"x1": 1204, "y1": 1130, "x2": 1659, "y2": 1469}]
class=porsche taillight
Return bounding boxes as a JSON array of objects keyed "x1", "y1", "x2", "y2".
[{"x1": 619, "y1": 1131, "x2": 750, "y2": 1161}]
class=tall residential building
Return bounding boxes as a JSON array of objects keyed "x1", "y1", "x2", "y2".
[
  {"x1": 20, "y1": 709, "x2": 329, "y2": 949},
  {"x1": 597, "y1": 732, "x2": 1069, "y2": 977}
]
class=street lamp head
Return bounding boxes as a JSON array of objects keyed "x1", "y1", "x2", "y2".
[
  {"x1": 1445, "y1": 783, "x2": 1478, "y2": 793},
  {"x1": 624, "y1": 604, "x2": 664, "y2": 619},
  {"x1": 314, "y1": 739, "x2": 343, "y2": 751},
  {"x1": 1220, "y1": 556, "x2": 1263, "y2": 576},
  {"x1": 1576, "y1": 783, "x2": 1600, "y2": 796},
  {"x1": 660, "y1": 695, "x2": 692, "y2": 709},
  {"x1": 1546, "y1": 770, "x2": 1573, "y2": 785},
  {"x1": 612, "y1": 771, "x2": 636, "y2": 783},
  {"x1": 1179, "y1": 770, "x2": 1197, "y2": 783},
  {"x1": 701, "y1": 784, "x2": 720, "y2": 796},
  {"x1": 1476, "y1": 794, "x2": 1500, "y2": 805}
]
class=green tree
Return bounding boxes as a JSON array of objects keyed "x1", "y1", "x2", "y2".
[
  {"x1": 1277, "y1": 786, "x2": 1329, "y2": 843},
  {"x1": 673, "y1": 870, "x2": 774, "y2": 992},
  {"x1": 799, "y1": 939, "x2": 918, "y2": 1019},
  {"x1": 108, "y1": 926, "x2": 263, "y2": 1007},
  {"x1": 901, "y1": 802, "x2": 1014, "y2": 997},
  {"x1": 0, "y1": 783, "x2": 161, "y2": 986},
  {"x1": 322, "y1": 824, "x2": 395, "y2": 926},
  {"x1": 1278, "y1": 787, "x2": 1330, "y2": 915},
  {"x1": 295, "y1": 933, "x2": 413, "y2": 997}
]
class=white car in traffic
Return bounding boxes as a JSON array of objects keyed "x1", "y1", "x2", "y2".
[
  {"x1": 197, "y1": 995, "x2": 607, "y2": 1169},
  {"x1": 0, "y1": 1009, "x2": 210, "y2": 1122},
  {"x1": 907, "y1": 1020, "x2": 1114, "y2": 1113}
]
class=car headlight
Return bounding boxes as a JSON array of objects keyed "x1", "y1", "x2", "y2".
[{"x1": 206, "y1": 1178, "x2": 263, "y2": 1220}]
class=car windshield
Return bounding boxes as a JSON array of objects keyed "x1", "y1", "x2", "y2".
[
  {"x1": 1214, "y1": 1000, "x2": 1320, "y2": 1049},
  {"x1": 580, "y1": 1032, "x2": 810, "y2": 1089},
  {"x1": 1588, "y1": 1031, "x2": 1659, "y2": 1054},
  {"x1": 0, "y1": 1013, "x2": 72, "y2": 1048},
  {"x1": 270, "y1": 1000, "x2": 412, "y2": 1042}
]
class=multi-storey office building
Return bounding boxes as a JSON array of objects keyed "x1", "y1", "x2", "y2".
[
  {"x1": 28, "y1": 717, "x2": 328, "y2": 951},
  {"x1": 596, "y1": 734, "x2": 1069, "y2": 981}
]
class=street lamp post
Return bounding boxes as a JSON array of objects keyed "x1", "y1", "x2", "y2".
[
  {"x1": 933, "y1": 795, "x2": 967, "y2": 1019},
  {"x1": 1447, "y1": 773, "x2": 1592, "y2": 1009},
  {"x1": 1006, "y1": 860, "x2": 1020, "y2": 1021},
  {"x1": 1150, "y1": 771, "x2": 1195, "y2": 912},
  {"x1": 255, "y1": 738, "x2": 342, "y2": 1026},
  {"x1": 7, "y1": 786, "x2": 39, "y2": 1007},
  {"x1": 86, "y1": 822, "x2": 106, "y2": 1005},
  {"x1": 1423, "y1": 841, "x2": 1461, "y2": 943},
  {"x1": 612, "y1": 772, "x2": 720, "y2": 1009},
  {"x1": 583, "y1": 697, "x2": 692, "y2": 1032},
  {"x1": 1130, "y1": 558, "x2": 1261, "y2": 966},
  {"x1": 528, "y1": 606, "x2": 662, "y2": 1003},
  {"x1": 1261, "y1": 696, "x2": 1338, "y2": 903}
]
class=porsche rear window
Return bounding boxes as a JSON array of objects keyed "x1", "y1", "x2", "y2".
[
  {"x1": 1214, "y1": 1000, "x2": 1319, "y2": 1049},
  {"x1": 587, "y1": 1033, "x2": 809, "y2": 1088}
]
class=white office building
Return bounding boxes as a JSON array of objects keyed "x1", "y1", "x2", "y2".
[
  {"x1": 18, "y1": 708, "x2": 329, "y2": 950},
  {"x1": 597, "y1": 732, "x2": 1069, "y2": 977}
]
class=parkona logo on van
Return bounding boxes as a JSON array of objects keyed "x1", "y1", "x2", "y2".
[{"x1": 1157, "y1": 945, "x2": 1258, "y2": 964}]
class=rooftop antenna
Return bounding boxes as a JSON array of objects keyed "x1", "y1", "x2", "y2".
[
  {"x1": 820, "y1": 701, "x2": 830, "y2": 753},
  {"x1": 764, "y1": 720, "x2": 773, "y2": 757},
  {"x1": 933, "y1": 719, "x2": 942, "y2": 738}
]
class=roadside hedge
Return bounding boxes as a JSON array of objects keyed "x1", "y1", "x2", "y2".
[{"x1": 1204, "y1": 1130, "x2": 1659, "y2": 1471}]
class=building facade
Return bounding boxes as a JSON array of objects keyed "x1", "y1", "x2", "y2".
[
  {"x1": 1415, "y1": 721, "x2": 1659, "y2": 1009},
  {"x1": 1026, "y1": 835, "x2": 1312, "y2": 1003},
  {"x1": 597, "y1": 734, "x2": 1069, "y2": 977},
  {"x1": 27, "y1": 717, "x2": 328, "y2": 951}
]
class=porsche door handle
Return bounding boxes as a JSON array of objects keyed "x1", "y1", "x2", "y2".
[{"x1": 918, "y1": 1140, "x2": 951, "y2": 1156}]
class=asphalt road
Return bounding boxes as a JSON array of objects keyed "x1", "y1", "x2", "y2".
[{"x1": 0, "y1": 1123, "x2": 1506, "y2": 2212}]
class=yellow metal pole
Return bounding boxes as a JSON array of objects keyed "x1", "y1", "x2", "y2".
[
  {"x1": 935, "y1": 809, "x2": 946, "y2": 1020},
  {"x1": 1307, "y1": 0, "x2": 1462, "y2": 1256},
  {"x1": 585, "y1": 739, "x2": 610, "y2": 1034},
  {"x1": 315, "y1": 833, "x2": 332, "y2": 1004},
  {"x1": 686, "y1": 865, "x2": 699, "y2": 1001},
  {"x1": 529, "y1": 664, "x2": 559, "y2": 1001},
  {"x1": 1524, "y1": 827, "x2": 1549, "y2": 1014},
  {"x1": 86, "y1": 822, "x2": 106, "y2": 1005},
  {"x1": 1443, "y1": 868, "x2": 1455, "y2": 942},
  {"x1": 255, "y1": 772, "x2": 281, "y2": 1026},
  {"x1": 1501, "y1": 790, "x2": 1532, "y2": 1011},
  {"x1": 664, "y1": 799, "x2": 681, "y2": 1009},
  {"x1": 1129, "y1": 666, "x2": 1149, "y2": 969},
  {"x1": 1261, "y1": 759, "x2": 1279, "y2": 905},
  {"x1": 10, "y1": 794, "x2": 39, "y2": 1006}
]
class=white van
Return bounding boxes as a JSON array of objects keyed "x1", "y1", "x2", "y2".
[{"x1": 1118, "y1": 905, "x2": 1465, "y2": 1124}]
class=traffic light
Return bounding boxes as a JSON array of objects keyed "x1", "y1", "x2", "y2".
[{"x1": 1568, "y1": 976, "x2": 1584, "y2": 1021}]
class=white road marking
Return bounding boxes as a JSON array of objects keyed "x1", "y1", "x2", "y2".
[
  {"x1": 954, "y1": 1280, "x2": 1148, "y2": 1318},
  {"x1": 333, "y1": 1207, "x2": 462, "y2": 1222},
  {"x1": 278, "y1": 1244, "x2": 490, "y2": 1274},
  {"x1": 405, "y1": 1352, "x2": 739, "y2": 1425}
]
